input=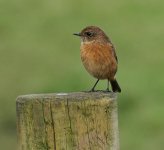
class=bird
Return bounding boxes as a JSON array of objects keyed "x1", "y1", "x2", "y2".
[{"x1": 73, "y1": 26, "x2": 121, "y2": 93}]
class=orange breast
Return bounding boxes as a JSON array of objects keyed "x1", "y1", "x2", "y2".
[{"x1": 80, "y1": 41, "x2": 117, "y2": 80}]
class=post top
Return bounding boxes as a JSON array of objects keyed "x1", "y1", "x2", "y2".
[{"x1": 17, "y1": 91, "x2": 117, "y2": 103}]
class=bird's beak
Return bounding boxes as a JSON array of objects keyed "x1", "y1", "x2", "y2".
[{"x1": 73, "y1": 33, "x2": 81, "y2": 36}]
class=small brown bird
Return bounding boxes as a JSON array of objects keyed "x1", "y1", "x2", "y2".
[{"x1": 74, "y1": 26, "x2": 121, "y2": 92}]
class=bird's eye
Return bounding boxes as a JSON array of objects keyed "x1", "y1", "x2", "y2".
[{"x1": 85, "y1": 32, "x2": 93, "y2": 37}]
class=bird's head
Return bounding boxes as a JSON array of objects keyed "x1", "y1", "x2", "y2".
[{"x1": 73, "y1": 26, "x2": 109, "y2": 43}]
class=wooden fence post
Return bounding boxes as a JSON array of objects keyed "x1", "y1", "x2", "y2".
[{"x1": 16, "y1": 92, "x2": 119, "y2": 150}]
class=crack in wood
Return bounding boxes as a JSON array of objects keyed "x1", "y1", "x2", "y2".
[
  {"x1": 50, "y1": 101, "x2": 56, "y2": 150},
  {"x1": 41, "y1": 101, "x2": 49, "y2": 150},
  {"x1": 66, "y1": 98, "x2": 75, "y2": 148},
  {"x1": 66, "y1": 99, "x2": 73, "y2": 135},
  {"x1": 83, "y1": 101, "x2": 92, "y2": 150}
]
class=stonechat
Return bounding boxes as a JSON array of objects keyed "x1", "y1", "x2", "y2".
[{"x1": 74, "y1": 26, "x2": 121, "y2": 93}]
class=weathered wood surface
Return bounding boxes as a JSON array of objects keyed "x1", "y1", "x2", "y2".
[{"x1": 16, "y1": 92, "x2": 119, "y2": 150}]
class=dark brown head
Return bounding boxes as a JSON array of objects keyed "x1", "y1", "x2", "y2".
[{"x1": 73, "y1": 26, "x2": 109, "y2": 43}]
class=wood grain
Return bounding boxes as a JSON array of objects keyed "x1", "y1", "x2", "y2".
[{"x1": 16, "y1": 92, "x2": 119, "y2": 150}]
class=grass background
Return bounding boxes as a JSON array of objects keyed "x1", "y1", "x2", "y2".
[{"x1": 0, "y1": 0, "x2": 164, "y2": 149}]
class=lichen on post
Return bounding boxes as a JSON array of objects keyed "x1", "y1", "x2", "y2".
[{"x1": 16, "y1": 92, "x2": 119, "y2": 150}]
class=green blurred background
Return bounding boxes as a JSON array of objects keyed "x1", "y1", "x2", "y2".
[{"x1": 0, "y1": 0, "x2": 164, "y2": 149}]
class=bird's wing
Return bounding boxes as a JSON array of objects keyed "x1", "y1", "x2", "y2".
[{"x1": 108, "y1": 42, "x2": 118, "y2": 63}]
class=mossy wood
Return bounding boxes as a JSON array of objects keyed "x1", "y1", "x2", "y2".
[{"x1": 16, "y1": 92, "x2": 119, "y2": 150}]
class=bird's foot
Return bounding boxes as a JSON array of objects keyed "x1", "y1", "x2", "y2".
[
  {"x1": 103, "y1": 88, "x2": 111, "y2": 93},
  {"x1": 88, "y1": 88, "x2": 96, "y2": 92},
  {"x1": 82, "y1": 88, "x2": 95, "y2": 93},
  {"x1": 83, "y1": 89, "x2": 111, "y2": 93}
]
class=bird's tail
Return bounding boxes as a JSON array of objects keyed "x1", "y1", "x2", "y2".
[{"x1": 110, "y1": 79, "x2": 121, "y2": 93}]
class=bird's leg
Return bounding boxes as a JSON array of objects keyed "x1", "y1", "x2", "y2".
[
  {"x1": 106, "y1": 79, "x2": 110, "y2": 92},
  {"x1": 89, "y1": 79, "x2": 99, "y2": 92}
]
